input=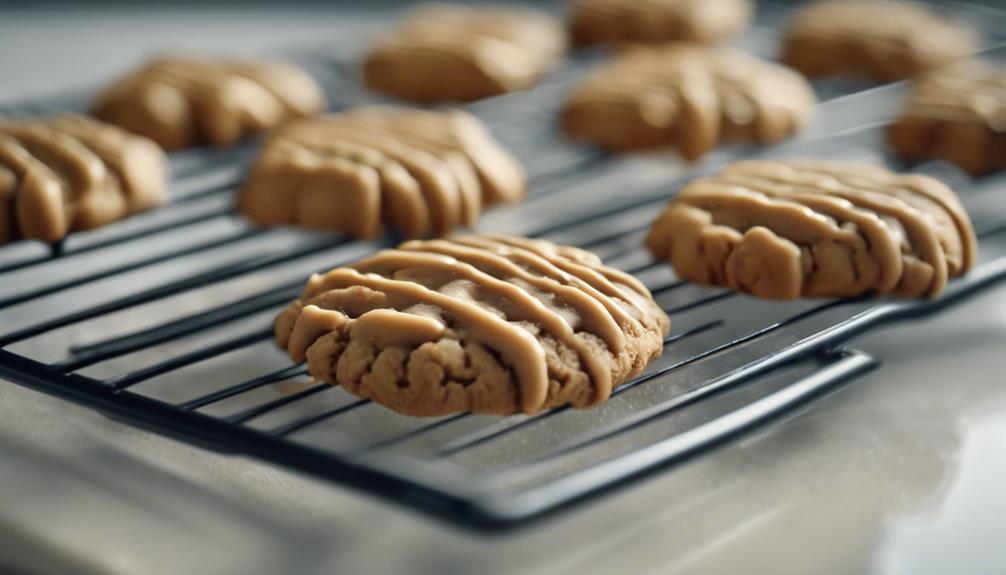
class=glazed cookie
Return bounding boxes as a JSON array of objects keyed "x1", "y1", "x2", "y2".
[
  {"x1": 562, "y1": 45, "x2": 815, "y2": 160},
  {"x1": 274, "y1": 234, "x2": 670, "y2": 416},
  {"x1": 645, "y1": 161, "x2": 976, "y2": 300},
  {"x1": 237, "y1": 106, "x2": 525, "y2": 239},
  {"x1": 783, "y1": 0, "x2": 977, "y2": 82},
  {"x1": 92, "y1": 57, "x2": 325, "y2": 150},
  {"x1": 569, "y1": 0, "x2": 752, "y2": 47},
  {"x1": 888, "y1": 62, "x2": 1006, "y2": 175},
  {"x1": 0, "y1": 116, "x2": 167, "y2": 244},
  {"x1": 362, "y1": 4, "x2": 565, "y2": 102}
]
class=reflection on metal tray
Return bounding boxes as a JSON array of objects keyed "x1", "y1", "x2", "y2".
[{"x1": 1, "y1": 1, "x2": 1006, "y2": 531}]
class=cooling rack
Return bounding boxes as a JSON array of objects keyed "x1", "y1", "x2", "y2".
[{"x1": 1, "y1": 1, "x2": 1005, "y2": 530}]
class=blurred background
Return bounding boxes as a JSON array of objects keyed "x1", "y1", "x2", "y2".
[{"x1": 0, "y1": 3, "x2": 385, "y2": 103}]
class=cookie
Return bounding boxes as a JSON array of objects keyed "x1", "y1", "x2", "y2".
[
  {"x1": 569, "y1": 0, "x2": 751, "y2": 47},
  {"x1": 561, "y1": 45, "x2": 815, "y2": 160},
  {"x1": 92, "y1": 56, "x2": 325, "y2": 151},
  {"x1": 888, "y1": 62, "x2": 1006, "y2": 175},
  {"x1": 783, "y1": 0, "x2": 977, "y2": 82},
  {"x1": 274, "y1": 234, "x2": 670, "y2": 416},
  {"x1": 237, "y1": 106, "x2": 525, "y2": 239},
  {"x1": 645, "y1": 160, "x2": 976, "y2": 300},
  {"x1": 362, "y1": 4, "x2": 565, "y2": 103},
  {"x1": 0, "y1": 116, "x2": 167, "y2": 244}
]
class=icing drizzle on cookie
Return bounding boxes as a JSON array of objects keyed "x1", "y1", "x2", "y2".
[
  {"x1": 646, "y1": 160, "x2": 975, "y2": 300},
  {"x1": 278, "y1": 234, "x2": 670, "y2": 414}
]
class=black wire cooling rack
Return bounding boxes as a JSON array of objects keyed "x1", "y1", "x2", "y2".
[{"x1": 1, "y1": 1, "x2": 1005, "y2": 530}]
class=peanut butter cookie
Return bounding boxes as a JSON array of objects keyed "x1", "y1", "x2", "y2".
[
  {"x1": 237, "y1": 106, "x2": 525, "y2": 239},
  {"x1": 274, "y1": 234, "x2": 670, "y2": 416},
  {"x1": 0, "y1": 116, "x2": 167, "y2": 244},
  {"x1": 92, "y1": 56, "x2": 325, "y2": 150},
  {"x1": 783, "y1": 0, "x2": 977, "y2": 82},
  {"x1": 569, "y1": 0, "x2": 752, "y2": 47},
  {"x1": 888, "y1": 62, "x2": 1006, "y2": 175},
  {"x1": 646, "y1": 161, "x2": 976, "y2": 300},
  {"x1": 363, "y1": 4, "x2": 565, "y2": 103},
  {"x1": 562, "y1": 45, "x2": 815, "y2": 160}
]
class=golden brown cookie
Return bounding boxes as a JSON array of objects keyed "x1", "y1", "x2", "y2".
[
  {"x1": 569, "y1": 0, "x2": 752, "y2": 47},
  {"x1": 645, "y1": 160, "x2": 976, "y2": 300},
  {"x1": 274, "y1": 234, "x2": 670, "y2": 416},
  {"x1": 783, "y1": 0, "x2": 977, "y2": 82},
  {"x1": 362, "y1": 4, "x2": 565, "y2": 103},
  {"x1": 237, "y1": 106, "x2": 525, "y2": 239},
  {"x1": 561, "y1": 45, "x2": 815, "y2": 160},
  {"x1": 92, "y1": 57, "x2": 325, "y2": 151},
  {"x1": 888, "y1": 62, "x2": 1006, "y2": 175},
  {"x1": 0, "y1": 116, "x2": 167, "y2": 244}
]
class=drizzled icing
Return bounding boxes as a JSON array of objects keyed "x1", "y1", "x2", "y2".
[
  {"x1": 398, "y1": 239, "x2": 629, "y2": 350},
  {"x1": 702, "y1": 175, "x2": 904, "y2": 295},
  {"x1": 0, "y1": 116, "x2": 166, "y2": 245},
  {"x1": 281, "y1": 235, "x2": 669, "y2": 414},
  {"x1": 238, "y1": 107, "x2": 525, "y2": 240},
  {"x1": 720, "y1": 161, "x2": 948, "y2": 297},
  {"x1": 646, "y1": 160, "x2": 975, "y2": 300}
]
